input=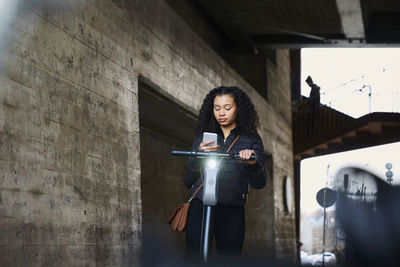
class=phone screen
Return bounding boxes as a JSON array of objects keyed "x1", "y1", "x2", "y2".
[{"x1": 203, "y1": 132, "x2": 218, "y2": 146}]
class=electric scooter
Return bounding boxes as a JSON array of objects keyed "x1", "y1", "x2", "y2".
[{"x1": 171, "y1": 150, "x2": 255, "y2": 263}]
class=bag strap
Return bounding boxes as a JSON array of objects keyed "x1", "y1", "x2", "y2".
[
  {"x1": 189, "y1": 134, "x2": 241, "y2": 202},
  {"x1": 226, "y1": 135, "x2": 240, "y2": 153},
  {"x1": 190, "y1": 183, "x2": 203, "y2": 201}
]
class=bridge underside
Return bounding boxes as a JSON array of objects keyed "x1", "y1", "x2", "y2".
[{"x1": 294, "y1": 109, "x2": 400, "y2": 160}]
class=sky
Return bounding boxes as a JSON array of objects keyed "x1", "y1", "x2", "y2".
[
  {"x1": 300, "y1": 48, "x2": 400, "y2": 213},
  {"x1": 301, "y1": 48, "x2": 400, "y2": 118}
]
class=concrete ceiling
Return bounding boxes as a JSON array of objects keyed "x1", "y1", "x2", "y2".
[{"x1": 167, "y1": 0, "x2": 400, "y2": 52}]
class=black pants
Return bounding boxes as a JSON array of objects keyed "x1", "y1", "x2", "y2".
[{"x1": 185, "y1": 198, "x2": 245, "y2": 259}]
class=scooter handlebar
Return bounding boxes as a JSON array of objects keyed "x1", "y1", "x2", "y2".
[
  {"x1": 171, "y1": 150, "x2": 256, "y2": 160},
  {"x1": 233, "y1": 154, "x2": 256, "y2": 160}
]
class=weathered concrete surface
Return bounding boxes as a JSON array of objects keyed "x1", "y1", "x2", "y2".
[
  {"x1": 0, "y1": 0, "x2": 296, "y2": 265},
  {"x1": 266, "y1": 51, "x2": 297, "y2": 260}
]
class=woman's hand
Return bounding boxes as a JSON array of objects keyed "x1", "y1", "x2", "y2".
[
  {"x1": 199, "y1": 140, "x2": 220, "y2": 152},
  {"x1": 239, "y1": 149, "x2": 257, "y2": 165}
]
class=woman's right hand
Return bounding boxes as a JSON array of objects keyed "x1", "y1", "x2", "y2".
[{"x1": 199, "y1": 140, "x2": 220, "y2": 152}]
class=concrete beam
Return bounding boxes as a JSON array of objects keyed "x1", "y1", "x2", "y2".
[{"x1": 335, "y1": 0, "x2": 365, "y2": 39}]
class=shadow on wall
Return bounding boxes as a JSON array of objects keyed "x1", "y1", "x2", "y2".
[{"x1": 336, "y1": 179, "x2": 400, "y2": 267}]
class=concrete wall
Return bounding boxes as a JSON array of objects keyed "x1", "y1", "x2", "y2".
[
  {"x1": 0, "y1": 0, "x2": 296, "y2": 265},
  {"x1": 266, "y1": 52, "x2": 297, "y2": 260}
]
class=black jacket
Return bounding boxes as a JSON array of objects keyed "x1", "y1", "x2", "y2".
[{"x1": 184, "y1": 127, "x2": 267, "y2": 205}]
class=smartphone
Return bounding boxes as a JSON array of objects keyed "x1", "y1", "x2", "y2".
[{"x1": 203, "y1": 132, "x2": 218, "y2": 147}]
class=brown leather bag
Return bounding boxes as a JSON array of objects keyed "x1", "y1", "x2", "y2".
[
  {"x1": 167, "y1": 135, "x2": 240, "y2": 232},
  {"x1": 167, "y1": 204, "x2": 189, "y2": 232},
  {"x1": 167, "y1": 185, "x2": 202, "y2": 232}
]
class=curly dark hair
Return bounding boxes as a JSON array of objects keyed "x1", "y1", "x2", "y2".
[{"x1": 196, "y1": 86, "x2": 259, "y2": 136}]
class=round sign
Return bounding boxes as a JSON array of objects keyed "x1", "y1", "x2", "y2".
[
  {"x1": 316, "y1": 188, "x2": 337, "y2": 208},
  {"x1": 385, "y1": 163, "x2": 393, "y2": 170},
  {"x1": 386, "y1": 170, "x2": 393, "y2": 178}
]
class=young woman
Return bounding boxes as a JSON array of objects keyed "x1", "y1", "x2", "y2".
[{"x1": 184, "y1": 86, "x2": 267, "y2": 259}]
